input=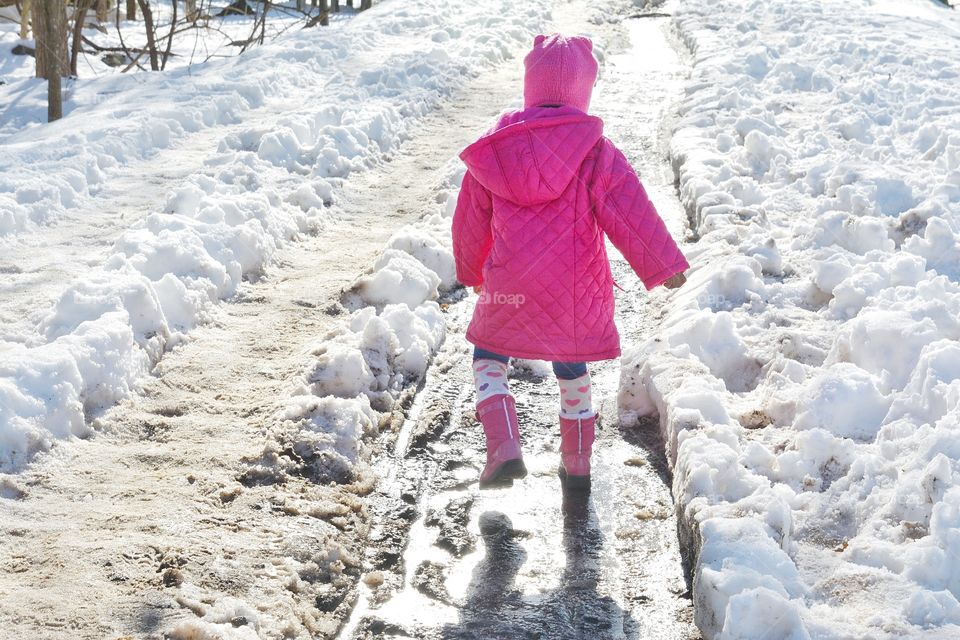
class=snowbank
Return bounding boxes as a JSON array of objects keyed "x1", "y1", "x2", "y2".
[
  {"x1": 620, "y1": 0, "x2": 960, "y2": 637},
  {"x1": 0, "y1": 0, "x2": 550, "y2": 473},
  {"x1": 244, "y1": 162, "x2": 465, "y2": 487},
  {"x1": 0, "y1": 0, "x2": 538, "y2": 236},
  {"x1": 347, "y1": 165, "x2": 463, "y2": 310}
]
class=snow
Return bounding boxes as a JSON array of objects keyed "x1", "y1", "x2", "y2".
[
  {"x1": 246, "y1": 146, "x2": 475, "y2": 486},
  {"x1": 354, "y1": 249, "x2": 443, "y2": 309},
  {"x1": 0, "y1": 2, "x2": 349, "y2": 136},
  {"x1": 247, "y1": 155, "x2": 472, "y2": 486},
  {"x1": 351, "y1": 207, "x2": 464, "y2": 308},
  {"x1": 0, "y1": 0, "x2": 550, "y2": 472},
  {"x1": 3, "y1": 0, "x2": 957, "y2": 633},
  {"x1": 386, "y1": 222, "x2": 459, "y2": 291},
  {"x1": 0, "y1": 0, "x2": 538, "y2": 234},
  {"x1": 620, "y1": 0, "x2": 960, "y2": 637},
  {"x1": 242, "y1": 154, "x2": 462, "y2": 486},
  {"x1": 166, "y1": 594, "x2": 263, "y2": 640}
]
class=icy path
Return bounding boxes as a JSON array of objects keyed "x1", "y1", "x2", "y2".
[
  {"x1": 0, "y1": 1, "x2": 705, "y2": 637},
  {"x1": 0, "y1": 46, "x2": 538, "y2": 639},
  {"x1": 339, "y1": 11, "x2": 700, "y2": 639}
]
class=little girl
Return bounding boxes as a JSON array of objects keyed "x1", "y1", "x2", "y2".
[{"x1": 452, "y1": 34, "x2": 688, "y2": 491}]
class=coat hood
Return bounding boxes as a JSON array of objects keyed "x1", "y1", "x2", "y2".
[{"x1": 459, "y1": 106, "x2": 604, "y2": 206}]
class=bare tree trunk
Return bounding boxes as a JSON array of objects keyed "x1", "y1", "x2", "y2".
[
  {"x1": 331, "y1": 0, "x2": 339, "y2": 13},
  {"x1": 319, "y1": 0, "x2": 328, "y2": 24},
  {"x1": 125, "y1": 0, "x2": 136, "y2": 20},
  {"x1": 359, "y1": 0, "x2": 370, "y2": 10},
  {"x1": 33, "y1": 0, "x2": 67, "y2": 121},
  {"x1": 33, "y1": 0, "x2": 67, "y2": 78},
  {"x1": 185, "y1": 0, "x2": 197, "y2": 21},
  {"x1": 136, "y1": 0, "x2": 158, "y2": 70},
  {"x1": 20, "y1": 0, "x2": 31, "y2": 39},
  {"x1": 71, "y1": 0, "x2": 92, "y2": 76},
  {"x1": 160, "y1": 0, "x2": 176, "y2": 70},
  {"x1": 32, "y1": 0, "x2": 47, "y2": 77}
]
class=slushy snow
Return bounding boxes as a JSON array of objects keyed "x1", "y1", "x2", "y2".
[{"x1": 245, "y1": 163, "x2": 464, "y2": 488}]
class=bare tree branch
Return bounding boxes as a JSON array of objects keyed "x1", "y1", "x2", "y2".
[
  {"x1": 135, "y1": 0, "x2": 159, "y2": 70},
  {"x1": 71, "y1": 0, "x2": 92, "y2": 76},
  {"x1": 161, "y1": 0, "x2": 177, "y2": 70}
]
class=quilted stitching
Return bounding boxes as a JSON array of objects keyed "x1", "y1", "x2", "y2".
[
  {"x1": 451, "y1": 107, "x2": 689, "y2": 361},
  {"x1": 451, "y1": 171, "x2": 492, "y2": 287}
]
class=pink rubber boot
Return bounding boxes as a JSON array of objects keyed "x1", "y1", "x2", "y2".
[
  {"x1": 559, "y1": 414, "x2": 596, "y2": 490},
  {"x1": 476, "y1": 394, "x2": 527, "y2": 489}
]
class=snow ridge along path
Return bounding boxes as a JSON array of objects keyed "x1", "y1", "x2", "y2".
[
  {"x1": 0, "y1": 0, "x2": 550, "y2": 472},
  {"x1": 621, "y1": 0, "x2": 960, "y2": 638}
]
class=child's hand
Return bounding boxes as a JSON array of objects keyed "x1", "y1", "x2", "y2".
[
  {"x1": 473, "y1": 285, "x2": 482, "y2": 294},
  {"x1": 662, "y1": 273, "x2": 687, "y2": 289}
]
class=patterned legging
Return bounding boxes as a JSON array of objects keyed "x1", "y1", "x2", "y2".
[{"x1": 472, "y1": 347, "x2": 587, "y2": 380}]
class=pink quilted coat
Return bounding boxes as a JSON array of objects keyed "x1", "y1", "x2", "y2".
[
  {"x1": 452, "y1": 105, "x2": 689, "y2": 362},
  {"x1": 452, "y1": 34, "x2": 688, "y2": 362}
]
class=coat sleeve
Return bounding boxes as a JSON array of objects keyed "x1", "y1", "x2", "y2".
[
  {"x1": 451, "y1": 170, "x2": 494, "y2": 287},
  {"x1": 591, "y1": 139, "x2": 689, "y2": 290}
]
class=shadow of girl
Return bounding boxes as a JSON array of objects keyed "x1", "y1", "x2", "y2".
[{"x1": 440, "y1": 492, "x2": 639, "y2": 639}]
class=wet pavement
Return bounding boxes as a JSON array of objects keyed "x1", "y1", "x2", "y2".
[{"x1": 339, "y1": 11, "x2": 700, "y2": 640}]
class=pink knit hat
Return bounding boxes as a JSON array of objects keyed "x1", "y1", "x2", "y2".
[{"x1": 523, "y1": 34, "x2": 598, "y2": 113}]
